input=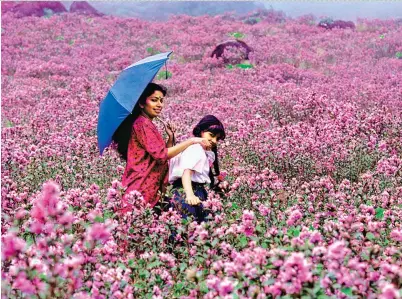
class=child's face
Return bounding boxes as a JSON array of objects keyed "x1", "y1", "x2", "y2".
[{"x1": 201, "y1": 131, "x2": 220, "y2": 149}]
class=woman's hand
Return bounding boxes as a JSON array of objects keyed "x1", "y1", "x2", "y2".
[
  {"x1": 186, "y1": 194, "x2": 202, "y2": 205},
  {"x1": 159, "y1": 118, "x2": 176, "y2": 137},
  {"x1": 191, "y1": 137, "x2": 212, "y2": 150},
  {"x1": 165, "y1": 121, "x2": 176, "y2": 138},
  {"x1": 157, "y1": 117, "x2": 176, "y2": 138}
]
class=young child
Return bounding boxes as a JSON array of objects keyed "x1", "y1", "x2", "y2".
[{"x1": 168, "y1": 115, "x2": 226, "y2": 223}]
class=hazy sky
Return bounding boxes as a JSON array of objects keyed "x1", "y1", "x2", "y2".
[
  {"x1": 63, "y1": 1, "x2": 402, "y2": 21},
  {"x1": 263, "y1": 2, "x2": 402, "y2": 21}
]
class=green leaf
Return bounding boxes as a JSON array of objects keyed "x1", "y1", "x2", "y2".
[
  {"x1": 361, "y1": 253, "x2": 370, "y2": 261},
  {"x1": 341, "y1": 287, "x2": 353, "y2": 296},
  {"x1": 199, "y1": 281, "x2": 208, "y2": 293},
  {"x1": 256, "y1": 225, "x2": 264, "y2": 233},
  {"x1": 315, "y1": 263, "x2": 324, "y2": 272},
  {"x1": 64, "y1": 246, "x2": 72, "y2": 255},
  {"x1": 26, "y1": 234, "x2": 34, "y2": 246},
  {"x1": 139, "y1": 269, "x2": 150, "y2": 279},
  {"x1": 366, "y1": 232, "x2": 375, "y2": 240},
  {"x1": 120, "y1": 280, "x2": 127, "y2": 288},
  {"x1": 84, "y1": 241, "x2": 92, "y2": 249},
  {"x1": 229, "y1": 32, "x2": 245, "y2": 39},
  {"x1": 179, "y1": 263, "x2": 187, "y2": 272},
  {"x1": 128, "y1": 259, "x2": 136, "y2": 268},
  {"x1": 147, "y1": 260, "x2": 163, "y2": 269},
  {"x1": 226, "y1": 64, "x2": 234, "y2": 69},
  {"x1": 287, "y1": 226, "x2": 301, "y2": 237},
  {"x1": 375, "y1": 208, "x2": 384, "y2": 220},
  {"x1": 118, "y1": 262, "x2": 127, "y2": 270},
  {"x1": 239, "y1": 235, "x2": 248, "y2": 247},
  {"x1": 236, "y1": 63, "x2": 254, "y2": 69},
  {"x1": 94, "y1": 216, "x2": 104, "y2": 223},
  {"x1": 103, "y1": 210, "x2": 114, "y2": 220},
  {"x1": 134, "y1": 281, "x2": 146, "y2": 289},
  {"x1": 157, "y1": 70, "x2": 172, "y2": 80},
  {"x1": 174, "y1": 282, "x2": 185, "y2": 290}
]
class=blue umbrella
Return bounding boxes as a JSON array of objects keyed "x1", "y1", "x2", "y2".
[{"x1": 97, "y1": 51, "x2": 172, "y2": 155}]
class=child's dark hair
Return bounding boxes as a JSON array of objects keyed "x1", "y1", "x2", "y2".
[
  {"x1": 192, "y1": 115, "x2": 226, "y2": 189},
  {"x1": 112, "y1": 83, "x2": 167, "y2": 161}
]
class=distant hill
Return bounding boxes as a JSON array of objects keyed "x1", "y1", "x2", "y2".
[{"x1": 62, "y1": 1, "x2": 266, "y2": 20}]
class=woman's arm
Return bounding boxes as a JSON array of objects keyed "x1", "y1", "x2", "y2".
[
  {"x1": 166, "y1": 135, "x2": 174, "y2": 148},
  {"x1": 182, "y1": 169, "x2": 201, "y2": 205},
  {"x1": 167, "y1": 138, "x2": 210, "y2": 159}
]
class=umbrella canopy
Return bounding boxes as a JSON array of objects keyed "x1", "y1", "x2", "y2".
[{"x1": 97, "y1": 51, "x2": 172, "y2": 155}]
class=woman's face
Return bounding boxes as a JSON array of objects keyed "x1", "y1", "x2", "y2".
[{"x1": 140, "y1": 90, "x2": 165, "y2": 119}]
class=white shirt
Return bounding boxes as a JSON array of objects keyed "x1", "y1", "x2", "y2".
[{"x1": 169, "y1": 144, "x2": 215, "y2": 184}]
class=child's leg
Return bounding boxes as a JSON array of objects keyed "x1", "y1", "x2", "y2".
[{"x1": 170, "y1": 184, "x2": 209, "y2": 223}]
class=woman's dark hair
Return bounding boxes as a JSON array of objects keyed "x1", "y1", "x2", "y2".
[
  {"x1": 112, "y1": 83, "x2": 167, "y2": 160},
  {"x1": 192, "y1": 115, "x2": 226, "y2": 189}
]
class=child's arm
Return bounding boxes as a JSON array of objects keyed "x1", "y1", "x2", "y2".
[{"x1": 182, "y1": 169, "x2": 201, "y2": 205}]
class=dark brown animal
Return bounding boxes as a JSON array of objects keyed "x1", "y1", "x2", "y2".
[{"x1": 211, "y1": 39, "x2": 252, "y2": 62}]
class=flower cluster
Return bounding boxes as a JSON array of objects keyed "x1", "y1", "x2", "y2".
[{"x1": 2, "y1": 9, "x2": 402, "y2": 298}]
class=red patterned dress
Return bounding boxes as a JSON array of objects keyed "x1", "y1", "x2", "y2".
[{"x1": 121, "y1": 115, "x2": 169, "y2": 211}]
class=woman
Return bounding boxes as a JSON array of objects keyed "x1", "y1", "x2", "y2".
[
  {"x1": 168, "y1": 115, "x2": 226, "y2": 223},
  {"x1": 112, "y1": 83, "x2": 210, "y2": 212}
]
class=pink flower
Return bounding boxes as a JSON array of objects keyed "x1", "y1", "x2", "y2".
[
  {"x1": 88, "y1": 223, "x2": 110, "y2": 243},
  {"x1": 241, "y1": 210, "x2": 255, "y2": 236},
  {"x1": 327, "y1": 241, "x2": 350, "y2": 261},
  {"x1": 278, "y1": 252, "x2": 312, "y2": 294},
  {"x1": 258, "y1": 204, "x2": 271, "y2": 216},
  {"x1": 58, "y1": 212, "x2": 74, "y2": 226},
  {"x1": 12, "y1": 272, "x2": 36, "y2": 294},
  {"x1": 217, "y1": 171, "x2": 227, "y2": 181},
  {"x1": 15, "y1": 209, "x2": 28, "y2": 219},
  {"x1": 286, "y1": 209, "x2": 303, "y2": 226},
  {"x1": 390, "y1": 229, "x2": 402, "y2": 242},
  {"x1": 41, "y1": 181, "x2": 60, "y2": 216},
  {"x1": 379, "y1": 282, "x2": 401, "y2": 299},
  {"x1": 2, "y1": 233, "x2": 26, "y2": 259},
  {"x1": 30, "y1": 205, "x2": 46, "y2": 222},
  {"x1": 218, "y1": 278, "x2": 235, "y2": 296},
  {"x1": 309, "y1": 231, "x2": 322, "y2": 244},
  {"x1": 30, "y1": 221, "x2": 44, "y2": 234}
]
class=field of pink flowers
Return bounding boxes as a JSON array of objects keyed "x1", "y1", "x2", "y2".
[{"x1": 2, "y1": 10, "x2": 402, "y2": 298}]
